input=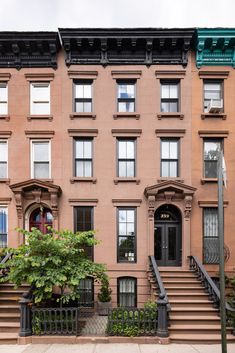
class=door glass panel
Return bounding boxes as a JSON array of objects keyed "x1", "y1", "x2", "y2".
[
  {"x1": 168, "y1": 227, "x2": 176, "y2": 261},
  {"x1": 154, "y1": 227, "x2": 162, "y2": 260}
]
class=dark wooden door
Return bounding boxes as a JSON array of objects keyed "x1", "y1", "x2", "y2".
[
  {"x1": 154, "y1": 223, "x2": 181, "y2": 266},
  {"x1": 29, "y1": 208, "x2": 53, "y2": 234}
]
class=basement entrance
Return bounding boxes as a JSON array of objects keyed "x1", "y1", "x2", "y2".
[{"x1": 154, "y1": 204, "x2": 182, "y2": 266}]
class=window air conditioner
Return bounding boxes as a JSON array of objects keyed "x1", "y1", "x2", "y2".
[{"x1": 206, "y1": 99, "x2": 223, "y2": 113}]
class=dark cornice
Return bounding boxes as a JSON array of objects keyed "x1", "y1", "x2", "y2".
[
  {"x1": 59, "y1": 28, "x2": 195, "y2": 67},
  {"x1": 0, "y1": 32, "x2": 60, "y2": 69}
]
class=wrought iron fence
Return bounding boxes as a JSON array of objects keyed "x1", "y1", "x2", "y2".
[{"x1": 107, "y1": 307, "x2": 158, "y2": 336}]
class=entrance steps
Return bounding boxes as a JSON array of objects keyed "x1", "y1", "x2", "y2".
[
  {"x1": 155, "y1": 268, "x2": 235, "y2": 343},
  {"x1": 0, "y1": 283, "x2": 30, "y2": 344}
]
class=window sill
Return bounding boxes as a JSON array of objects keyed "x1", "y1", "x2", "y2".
[
  {"x1": 70, "y1": 177, "x2": 97, "y2": 184},
  {"x1": 201, "y1": 178, "x2": 218, "y2": 184},
  {"x1": 70, "y1": 113, "x2": 96, "y2": 120},
  {"x1": 157, "y1": 113, "x2": 184, "y2": 120},
  {"x1": 0, "y1": 178, "x2": 10, "y2": 184},
  {"x1": 27, "y1": 115, "x2": 53, "y2": 121},
  {"x1": 157, "y1": 178, "x2": 184, "y2": 183},
  {"x1": 0, "y1": 115, "x2": 10, "y2": 121},
  {"x1": 114, "y1": 178, "x2": 140, "y2": 185},
  {"x1": 201, "y1": 113, "x2": 226, "y2": 120},
  {"x1": 113, "y1": 113, "x2": 140, "y2": 120}
]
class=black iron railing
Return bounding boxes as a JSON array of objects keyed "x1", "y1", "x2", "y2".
[
  {"x1": 0, "y1": 252, "x2": 12, "y2": 277},
  {"x1": 148, "y1": 255, "x2": 170, "y2": 337},
  {"x1": 189, "y1": 255, "x2": 235, "y2": 335},
  {"x1": 107, "y1": 307, "x2": 157, "y2": 336}
]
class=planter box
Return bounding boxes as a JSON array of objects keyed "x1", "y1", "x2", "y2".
[{"x1": 97, "y1": 301, "x2": 112, "y2": 316}]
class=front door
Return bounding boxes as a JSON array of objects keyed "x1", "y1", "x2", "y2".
[
  {"x1": 29, "y1": 207, "x2": 53, "y2": 233},
  {"x1": 154, "y1": 204, "x2": 182, "y2": 266}
]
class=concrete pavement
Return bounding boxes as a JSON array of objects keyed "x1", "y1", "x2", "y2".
[{"x1": 0, "y1": 343, "x2": 235, "y2": 353}]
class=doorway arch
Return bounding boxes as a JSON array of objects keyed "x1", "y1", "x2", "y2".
[{"x1": 154, "y1": 204, "x2": 182, "y2": 266}]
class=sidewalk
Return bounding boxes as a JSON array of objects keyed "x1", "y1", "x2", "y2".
[{"x1": 0, "y1": 343, "x2": 235, "y2": 353}]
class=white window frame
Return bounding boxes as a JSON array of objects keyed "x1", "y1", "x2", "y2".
[
  {"x1": 30, "y1": 82, "x2": 50, "y2": 115},
  {"x1": 0, "y1": 82, "x2": 8, "y2": 115},
  {"x1": 0, "y1": 139, "x2": 8, "y2": 179},
  {"x1": 30, "y1": 140, "x2": 51, "y2": 179},
  {"x1": 0, "y1": 206, "x2": 8, "y2": 248}
]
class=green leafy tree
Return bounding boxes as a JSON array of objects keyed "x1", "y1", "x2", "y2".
[{"x1": 0, "y1": 227, "x2": 107, "y2": 305}]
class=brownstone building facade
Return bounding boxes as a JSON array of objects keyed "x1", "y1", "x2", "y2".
[{"x1": 0, "y1": 28, "x2": 234, "y2": 308}]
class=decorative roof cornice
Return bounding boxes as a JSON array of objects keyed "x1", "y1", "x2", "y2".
[
  {"x1": 59, "y1": 28, "x2": 195, "y2": 67},
  {"x1": 0, "y1": 32, "x2": 60, "y2": 69},
  {"x1": 196, "y1": 28, "x2": 235, "y2": 68}
]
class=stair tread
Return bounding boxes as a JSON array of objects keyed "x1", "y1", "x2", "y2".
[
  {"x1": 170, "y1": 333, "x2": 235, "y2": 340},
  {"x1": 168, "y1": 293, "x2": 207, "y2": 296},
  {"x1": 0, "y1": 313, "x2": 20, "y2": 317},
  {"x1": 0, "y1": 333, "x2": 18, "y2": 339},
  {"x1": 0, "y1": 322, "x2": 20, "y2": 327},
  {"x1": 170, "y1": 315, "x2": 220, "y2": 320},
  {"x1": 169, "y1": 324, "x2": 232, "y2": 330},
  {"x1": 0, "y1": 305, "x2": 19, "y2": 308},
  {"x1": 170, "y1": 299, "x2": 212, "y2": 302},
  {"x1": 165, "y1": 286, "x2": 205, "y2": 289},
  {"x1": 171, "y1": 307, "x2": 218, "y2": 311}
]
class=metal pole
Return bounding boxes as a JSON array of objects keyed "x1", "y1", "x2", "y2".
[{"x1": 217, "y1": 151, "x2": 227, "y2": 353}]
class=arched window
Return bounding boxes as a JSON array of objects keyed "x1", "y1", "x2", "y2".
[{"x1": 117, "y1": 277, "x2": 137, "y2": 307}]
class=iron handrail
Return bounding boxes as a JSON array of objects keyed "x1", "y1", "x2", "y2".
[
  {"x1": 188, "y1": 255, "x2": 235, "y2": 315},
  {"x1": 0, "y1": 252, "x2": 12, "y2": 264},
  {"x1": 149, "y1": 255, "x2": 170, "y2": 311}
]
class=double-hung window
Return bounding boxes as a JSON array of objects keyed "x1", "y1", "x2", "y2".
[
  {"x1": 0, "y1": 140, "x2": 7, "y2": 178},
  {"x1": 30, "y1": 82, "x2": 50, "y2": 115},
  {"x1": 74, "y1": 80, "x2": 92, "y2": 113},
  {"x1": 31, "y1": 141, "x2": 50, "y2": 179},
  {"x1": 161, "y1": 81, "x2": 179, "y2": 112},
  {"x1": 0, "y1": 83, "x2": 7, "y2": 115},
  {"x1": 203, "y1": 81, "x2": 223, "y2": 112},
  {"x1": 203, "y1": 208, "x2": 219, "y2": 264},
  {"x1": 117, "y1": 208, "x2": 136, "y2": 262},
  {"x1": 0, "y1": 207, "x2": 7, "y2": 248},
  {"x1": 204, "y1": 139, "x2": 222, "y2": 178},
  {"x1": 74, "y1": 139, "x2": 93, "y2": 177},
  {"x1": 74, "y1": 206, "x2": 94, "y2": 260},
  {"x1": 117, "y1": 139, "x2": 135, "y2": 177},
  {"x1": 77, "y1": 278, "x2": 94, "y2": 307},
  {"x1": 117, "y1": 277, "x2": 137, "y2": 307},
  {"x1": 161, "y1": 139, "x2": 179, "y2": 178},
  {"x1": 117, "y1": 81, "x2": 135, "y2": 112}
]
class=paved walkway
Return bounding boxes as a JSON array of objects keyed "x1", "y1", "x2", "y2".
[{"x1": 0, "y1": 343, "x2": 235, "y2": 353}]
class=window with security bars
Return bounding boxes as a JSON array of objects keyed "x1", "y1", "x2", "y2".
[
  {"x1": 74, "y1": 206, "x2": 93, "y2": 260},
  {"x1": 203, "y1": 81, "x2": 223, "y2": 112},
  {"x1": 0, "y1": 140, "x2": 7, "y2": 178},
  {"x1": 74, "y1": 81, "x2": 92, "y2": 113},
  {"x1": 117, "y1": 139, "x2": 135, "y2": 177},
  {"x1": 0, "y1": 83, "x2": 7, "y2": 115},
  {"x1": 31, "y1": 141, "x2": 50, "y2": 179},
  {"x1": 203, "y1": 208, "x2": 219, "y2": 264},
  {"x1": 117, "y1": 208, "x2": 136, "y2": 262},
  {"x1": 161, "y1": 139, "x2": 179, "y2": 177},
  {"x1": 30, "y1": 82, "x2": 50, "y2": 115},
  {"x1": 77, "y1": 278, "x2": 94, "y2": 307},
  {"x1": 118, "y1": 277, "x2": 137, "y2": 307},
  {"x1": 117, "y1": 81, "x2": 135, "y2": 112},
  {"x1": 204, "y1": 139, "x2": 222, "y2": 178},
  {"x1": 74, "y1": 139, "x2": 93, "y2": 177},
  {"x1": 160, "y1": 81, "x2": 179, "y2": 112},
  {"x1": 0, "y1": 207, "x2": 7, "y2": 248}
]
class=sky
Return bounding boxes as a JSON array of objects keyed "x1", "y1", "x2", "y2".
[{"x1": 0, "y1": 0, "x2": 234, "y2": 31}]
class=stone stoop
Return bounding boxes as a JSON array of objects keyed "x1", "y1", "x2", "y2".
[
  {"x1": 155, "y1": 268, "x2": 235, "y2": 343},
  {"x1": 0, "y1": 283, "x2": 30, "y2": 344}
]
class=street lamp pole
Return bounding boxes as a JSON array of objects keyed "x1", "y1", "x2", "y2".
[{"x1": 217, "y1": 151, "x2": 227, "y2": 353}]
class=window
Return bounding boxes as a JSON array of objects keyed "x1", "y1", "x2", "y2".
[
  {"x1": 161, "y1": 81, "x2": 179, "y2": 112},
  {"x1": 31, "y1": 141, "x2": 50, "y2": 179},
  {"x1": 74, "y1": 81, "x2": 92, "y2": 112},
  {"x1": 117, "y1": 208, "x2": 136, "y2": 262},
  {"x1": 77, "y1": 278, "x2": 94, "y2": 307},
  {"x1": 118, "y1": 277, "x2": 137, "y2": 307},
  {"x1": 161, "y1": 139, "x2": 179, "y2": 177},
  {"x1": 0, "y1": 140, "x2": 7, "y2": 178},
  {"x1": 117, "y1": 139, "x2": 135, "y2": 177},
  {"x1": 30, "y1": 82, "x2": 50, "y2": 115},
  {"x1": 74, "y1": 206, "x2": 93, "y2": 260},
  {"x1": 74, "y1": 139, "x2": 93, "y2": 177},
  {"x1": 0, "y1": 83, "x2": 7, "y2": 114},
  {"x1": 117, "y1": 81, "x2": 135, "y2": 112},
  {"x1": 203, "y1": 81, "x2": 223, "y2": 112},
  {"x1": 204, "y1": 139, "x2": 222, "y2": 178},
  {"x1": 0, "y1": 207, "x2": 7, "y2": 248},
  {"x1": 203, "y1": 208, "x2": 219, "y2": 264}
]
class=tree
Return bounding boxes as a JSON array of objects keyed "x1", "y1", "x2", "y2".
[{"x1": 0, "y1": 227, "x2": 107, "y2": 305}]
